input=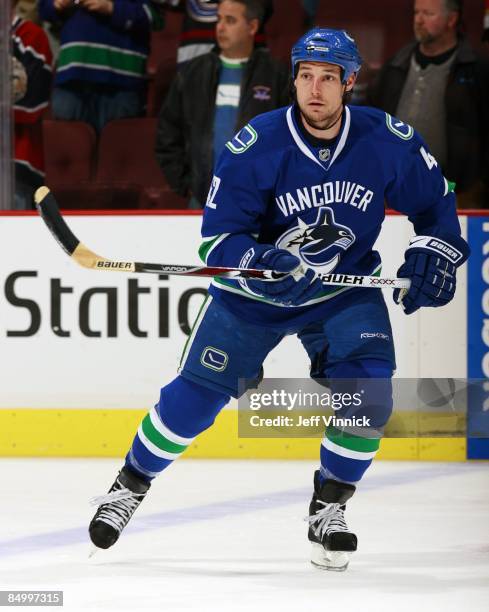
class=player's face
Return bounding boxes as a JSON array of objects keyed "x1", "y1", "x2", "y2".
[
  {"x1": 295, "y1": 62, "x2": 353, "y2": 131},
  {"x1": 414, "y1": 0, "x2": 456, "y2": 44},
  {"x1": 216, "y1": 0, "x2": 259, "y2": 58}
]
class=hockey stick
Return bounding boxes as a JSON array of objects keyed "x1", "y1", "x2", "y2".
[{"x1": 34, "y1": 187, "x2": 410, "y2": 290}]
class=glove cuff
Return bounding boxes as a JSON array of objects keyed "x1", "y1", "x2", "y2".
[
  {"x1": 237, "y1": 245, "x2": 275, "y2": 298},
  {"x1": 238, "y1": 245, "x2": 274, "y2": 270},
  {"x1": 405, "y1": 234, "x2": 470, "y2": 267}
]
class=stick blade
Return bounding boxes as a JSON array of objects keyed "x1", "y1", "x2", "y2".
[{"x1": 34, "y1": 186, "x2": 80, "y2": 256}]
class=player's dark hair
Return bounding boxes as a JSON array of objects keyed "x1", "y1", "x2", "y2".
[{"x1": 218, "y1": 0, "x2": 266, "y2": 25}]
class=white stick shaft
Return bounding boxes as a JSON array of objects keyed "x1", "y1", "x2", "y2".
[{"x1": 318, "y1": 273, "x2": 410, "y2": 290}]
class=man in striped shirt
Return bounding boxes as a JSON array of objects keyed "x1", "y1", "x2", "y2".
[{"x1": 39, "y1": 0, "x2": 164, "y2": 133}]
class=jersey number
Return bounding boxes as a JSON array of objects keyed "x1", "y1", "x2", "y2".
[
  {"x1": 420, "y1": 146, "x2": 438, "y2": 170},
  {"x1": 206, "y1": 175, "x2": 221, "y2": 209}
]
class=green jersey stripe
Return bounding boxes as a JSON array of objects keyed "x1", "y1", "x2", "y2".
[
  {"x1": 60, "y1": 41, "x2": 147, "y2": 58},
  {"x1": 199, "y1": 233, "x2": 230, "y2": 263},
  {"x1": 220, "y1": 59, "x2": 245, "y2": 69},
  {"x1": 212, "y1": 277, "x2": 348, "y2": 306},
  {"x1": 57, "y1": 44, "x2": 146, "y2": 75}
]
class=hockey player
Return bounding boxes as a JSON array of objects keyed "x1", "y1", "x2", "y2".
[{"x1": 88, "y1": 28, "x2": 470, "y2": 571}]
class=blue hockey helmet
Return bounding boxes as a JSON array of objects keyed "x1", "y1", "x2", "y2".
[{"x1": 291, "y1": 28, "x2": 362, "y2": 83}]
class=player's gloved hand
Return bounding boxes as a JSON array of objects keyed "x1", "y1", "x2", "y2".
[
  {"x1": 393, "y1": 233, "x2": 470, "y2": 315},
  {"x1": 244, "y1": 248, "x2": 323, "y2": 306}
]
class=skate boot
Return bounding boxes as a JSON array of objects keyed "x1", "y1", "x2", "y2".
[
  {"x1": 306, "y1": 470, "x2": 357, "y2": 571},
  {"x1": 89, "y1": 466, "x2": 150, "y2": 550}
]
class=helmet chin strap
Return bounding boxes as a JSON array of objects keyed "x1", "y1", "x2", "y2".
[
  {"x1": 303, "y1": 100, "x2": 344, "y2": 134},
  {"x1": 322, "y1": 106, "x2": 344, "y2": 131}
]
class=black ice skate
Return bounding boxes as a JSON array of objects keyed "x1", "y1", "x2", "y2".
[
  {"x1": 89, "y1": 466, "x2": 150, "y2": 550},
  {"x1": 306, "y1": 470, "x2": 357, "y2": 571}
]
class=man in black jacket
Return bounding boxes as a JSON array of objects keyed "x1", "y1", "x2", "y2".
[
  {"x1": 155, "y1": 0, "x2": 290, "y2": 207},
  {"x1": 368, "y1": 0, "x2": 489, "y2": 208}
]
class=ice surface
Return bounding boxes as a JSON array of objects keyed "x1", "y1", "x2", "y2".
[{"x1": 1, "y1": 459, "x2": 488, "y2": 612}]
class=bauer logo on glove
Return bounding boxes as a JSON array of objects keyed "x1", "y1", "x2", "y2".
[
  {"x1": 409, "y1": 235, "x2": 465, "y2": 265},
  {"x1": 393, "y1": 232, "x2": 470, "y2": 315}
]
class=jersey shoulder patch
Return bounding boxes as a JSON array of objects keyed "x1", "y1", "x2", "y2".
[
  {"x1": 226, "y1": 124, "x2": 258, "y2": 154},
  {"x1": 349, "y1": 105, "x2": 415, "y2": 145},
  {"x1": 224, "y1": 107, "x2": 289, "y2": 157},
  {"x1": 384, "y1": 112, "x2": 414, "y2": 141}
]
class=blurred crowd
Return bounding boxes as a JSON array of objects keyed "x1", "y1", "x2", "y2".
[{"x1": 10, "y1": 0, "x2": 489, "y2": 210}]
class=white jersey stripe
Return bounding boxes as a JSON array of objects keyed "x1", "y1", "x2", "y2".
[{"x1": 178, "y1": 295, "x2": 213, "y2": 372}]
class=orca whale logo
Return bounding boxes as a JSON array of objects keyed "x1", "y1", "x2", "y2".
[{"x1": 276, "y1": 207, "x2": 356, "y2": 273}]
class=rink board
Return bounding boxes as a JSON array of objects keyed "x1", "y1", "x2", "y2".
[{"x1": 0, "y1": 211, "x2": 478, "y2": 460}]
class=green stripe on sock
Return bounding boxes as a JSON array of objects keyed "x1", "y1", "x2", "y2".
[
  {"x1": 326, "y1": 426, "x2": 380, "y2": 453},
  {"x1": 141, "y1": 415, "x2": 188, "y2": 454},
  {"x1": 58, "y1": 45, "x2": 146, "y2": 76}
]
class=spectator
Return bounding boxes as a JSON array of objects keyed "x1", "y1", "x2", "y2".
[
  {"x1": 368, "y1": 0, "x2": 489, "y2": 208},
  {"x1": 12, "y1": 0, "x2": 53, "y2": 210},
  {"x1": 39, "y1": 0, "x2": 164, "y2": 134},
  {"x1": 155, "y1": 0, "x2": 290, "y2": 208},
  {"x1": 162, "y1": 0, "x2": 273, "y2": 65},
  {"x1": 15, "y1": 0, "x2": 40, "y2": 22}
]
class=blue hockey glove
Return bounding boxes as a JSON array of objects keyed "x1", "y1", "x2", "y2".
[
  {"x1": 393, "y1": 234, "x2": 470, "y2": 315},
  {"x1": 243, "y1": 248, "x2": 323, "y2": 306}
]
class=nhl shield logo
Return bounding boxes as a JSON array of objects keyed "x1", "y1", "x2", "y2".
[{"x1": 319, "y1": 148, "x2": 331, "y2": 162}]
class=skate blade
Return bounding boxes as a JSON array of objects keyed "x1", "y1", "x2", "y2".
[
  {"x1": 88, "y1": 546, "x2": 99, "y2": 559},
  {"x1": 310, "y1": 543, "x2": 351, "y2": 572}
]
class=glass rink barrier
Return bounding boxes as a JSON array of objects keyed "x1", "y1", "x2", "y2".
[{"x1": 1, "y1": 0, "x2": 13, "y2": 210}]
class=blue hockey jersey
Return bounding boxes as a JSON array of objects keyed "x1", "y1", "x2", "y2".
[{"x1": 199, "y1": 104, "x2": 462, "y2": 327}]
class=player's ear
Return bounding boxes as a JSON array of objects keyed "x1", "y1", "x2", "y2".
[
  {"x1": 345, "y1": 73, "x2": 357, "y2": 92},
  {"x1": 290, "y1": 77, "x2": 298, "y2": 102}
]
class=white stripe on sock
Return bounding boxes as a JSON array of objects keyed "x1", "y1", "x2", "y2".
[{"x1": 137, "y1": 424, "x2": 182, "y2": 461}]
